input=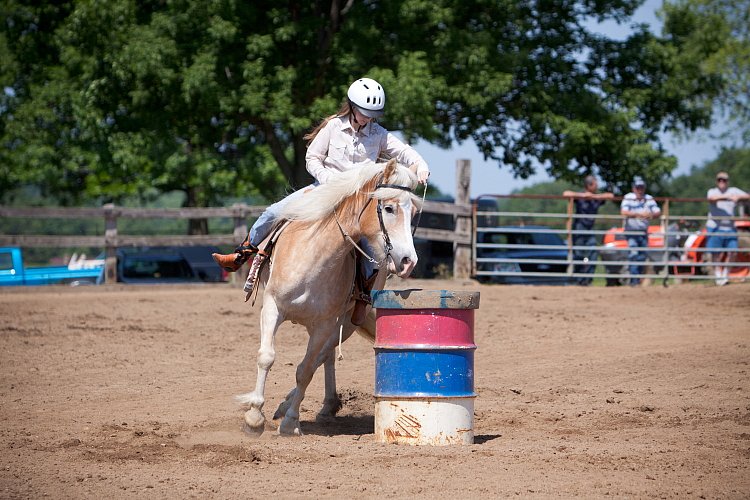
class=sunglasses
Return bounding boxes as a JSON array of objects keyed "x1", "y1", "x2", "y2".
[{"x1": 716, "y1": 178, "x2": 729, "y2": 182}]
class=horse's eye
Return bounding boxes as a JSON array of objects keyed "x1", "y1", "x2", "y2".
[{"x1": 384, "y1": 205, "x2": 395, "y2": 214}]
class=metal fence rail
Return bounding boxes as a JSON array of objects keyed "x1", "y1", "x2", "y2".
[{"x1": 473, "y1": 194, "x2": 750, "y2": 285}]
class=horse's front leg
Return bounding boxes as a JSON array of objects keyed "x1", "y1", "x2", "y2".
[
  {"x1": 273, "y1": 350, "x2": 342, "y2": 423},
  {"x1": 278, "y1": 321, "x2": 339, "y2": 435},
  {"x1": 236, "y1": 297, "x2": 283, "y2": 435},
  {"x1": 274, "y1": 329, "x2": 352, "y2": 423},
  {"x1": 273, "y1": 353, "x2": 340, "y2": 423}
]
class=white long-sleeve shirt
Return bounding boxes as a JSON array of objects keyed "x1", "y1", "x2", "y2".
[{"x1": 305, "y1": 115, "x2": 429, "y2": 185}]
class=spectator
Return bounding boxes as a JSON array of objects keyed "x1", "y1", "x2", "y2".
[
  {"x1": 563, "y1": 176, "x2": 614, "y2": 285},
  {"x1": 706, "y1": 171, "x2": 749, "y2": 286},
  {"x1": 620, "y1": 176, "x2": 661, "y2": 286}
]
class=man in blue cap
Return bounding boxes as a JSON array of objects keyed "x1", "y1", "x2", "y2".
[{"x1": 620, "y1": 176, "x2": 661, "y2": 286}]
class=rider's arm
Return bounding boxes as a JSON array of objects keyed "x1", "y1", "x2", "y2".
[{"x1": 384, "y1": 132, "x2": 429, "y2": 181}]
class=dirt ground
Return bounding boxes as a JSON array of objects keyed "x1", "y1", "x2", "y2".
[{"x1": 1, "y1": 279, "x2": 748, "y2": 499}]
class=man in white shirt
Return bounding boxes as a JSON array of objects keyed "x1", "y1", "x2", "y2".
[{"x1": 706, "y1": 171, "x2": 749, "y2": 285}]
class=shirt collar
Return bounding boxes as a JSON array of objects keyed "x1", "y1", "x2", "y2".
[{"x1": 337, "y1": 115, "x2": 372, "y2": 136}]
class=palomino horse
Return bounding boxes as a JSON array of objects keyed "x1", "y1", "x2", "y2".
[{"x1": 236, "y1": 159, "x2": 420, "y2": 435}]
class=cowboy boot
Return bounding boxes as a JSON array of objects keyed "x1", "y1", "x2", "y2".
[
  {"x1": 351, "y1": 269, "x2": 378, "y2": 326},
  {"x1": 212, "y1": 233, "x2": 257, "y2": 272},
  {"x1": 243, "y1": 250, "x2": 268, "y2": 295}
]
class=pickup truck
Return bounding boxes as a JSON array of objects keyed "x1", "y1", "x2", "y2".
[
  {"x1": 94, "y1": 246, "x2": 226, "y2": 284},
  {"x1": 0, "y1": 246, "x2": 104, "y2": 286}
]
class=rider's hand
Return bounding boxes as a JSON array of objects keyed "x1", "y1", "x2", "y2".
[{"x1": 418, "y1": 170, "x2": 430, "y2": 185}]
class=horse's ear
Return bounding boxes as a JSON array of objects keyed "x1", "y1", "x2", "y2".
[
  {"x1": 384, "y1": 158, "x2": 398, "y2": 181},
  {"x1": 408, "y1": 163, "x2": 418, "y2": 175}
]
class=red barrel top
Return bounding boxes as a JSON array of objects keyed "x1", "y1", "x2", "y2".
[{"x1": 372, "y1": 290, "x2": 480, "y2": 348}]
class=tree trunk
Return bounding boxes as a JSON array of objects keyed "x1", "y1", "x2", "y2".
[
  {"x1": 290, "y1": 135, "x2": 314, "y2": 188},
  {"x1": 185, "y1": 187, "x2": 208, "y2": 235}
]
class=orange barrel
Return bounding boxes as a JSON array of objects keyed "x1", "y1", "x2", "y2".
[{"x1": 372, "y1": 289, "x2": 480, "y2": 445}]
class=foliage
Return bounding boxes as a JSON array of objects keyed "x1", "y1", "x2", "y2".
[
  {"x1": 662, "y1": 0, "x2": 750, "y2": 144},
  {"x1": 0, "y1": 0, "x2": 742, "y2": 212}
]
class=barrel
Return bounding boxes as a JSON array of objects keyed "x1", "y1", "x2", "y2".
[{"x1": 372, "y1": 289, "x2": 480, "y2": 446}]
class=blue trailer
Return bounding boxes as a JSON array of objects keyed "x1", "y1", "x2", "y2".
[{"x1": 0, "y1": 247, "x2": 104, "y2": 286}]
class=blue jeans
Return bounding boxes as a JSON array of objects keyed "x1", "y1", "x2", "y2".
[
  {"x1": 627, "y1": 233, "x2": 648, "y2": 284},
  {"x1": 249, "y1": 184, "x2": 314, "y2": 246},
  {"x1": 573, "y1": 234, "x2": 598, "y2": 285},
  {"x1": 706, "y1": 227, "x2": 739, "y2": 252}
]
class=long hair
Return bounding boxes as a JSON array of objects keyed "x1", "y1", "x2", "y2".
[
  {"x1": 303, "y1": 98, "x2": 381, "y2": 146},
  {"x1": 303, "y1": 100, "x2": 351, "y2": 146}
]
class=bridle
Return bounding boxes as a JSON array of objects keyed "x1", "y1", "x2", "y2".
[{"x1": 333, "y1": 180, "x2": 420, "y2": 267}]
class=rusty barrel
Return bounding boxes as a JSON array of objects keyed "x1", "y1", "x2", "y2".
[{"x1": 372, "y1": 289, "x2": 480, "y2": 445}]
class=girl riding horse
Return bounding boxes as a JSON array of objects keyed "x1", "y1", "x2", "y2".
[
  {"x1": 236, "y1": 158, "x2": 421, "y2": 435},
  {"x1": 212, "y1": 77, "x2": 430, "y2": 324}
]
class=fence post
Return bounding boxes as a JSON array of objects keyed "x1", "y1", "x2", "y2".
[
  {"x1": 661, "y1": 199, "x2": 670, "y2": 283},
  {"x1": 454, "y1": 159, "x2": 471, "y2": 279},
  {"x1": 103, "y1": 203, "x2": 118, "y2": 284}
]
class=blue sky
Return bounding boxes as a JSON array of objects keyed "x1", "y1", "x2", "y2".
[{"x1": 412, "y1": 0, "x2": 724, "y2": 197}]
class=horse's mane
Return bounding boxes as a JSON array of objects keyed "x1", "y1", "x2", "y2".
[{"x1": 277, "y1": 160, "x2": 420, "y2": 223}]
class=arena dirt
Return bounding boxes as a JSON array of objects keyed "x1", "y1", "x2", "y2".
[{"x1": 1, "y1": 279, "x2": 748, "y2": 498}]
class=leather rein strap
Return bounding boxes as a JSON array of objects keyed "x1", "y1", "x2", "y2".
[{"x1": 334, "y1": 181, "x2": 415, "y2": 266}]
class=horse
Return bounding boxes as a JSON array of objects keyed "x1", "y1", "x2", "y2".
[{"x1": 236, "y1": 158, "x2": 421, "y2": 436}]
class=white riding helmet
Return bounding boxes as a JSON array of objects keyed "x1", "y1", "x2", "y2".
[{"x1": 347, "y1": 77, "x2": 385, "y2": 118}]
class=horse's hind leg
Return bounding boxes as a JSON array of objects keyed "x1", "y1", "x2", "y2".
[
  {"x1": 316, "y1": 352, "x2": 342, "y2": 421},
  {"x1": 236, "y1": 298, "x2": 283, "y2": 434},
  {"x1": 317, "y1": 324, "x2": 356, "y2": 421}
]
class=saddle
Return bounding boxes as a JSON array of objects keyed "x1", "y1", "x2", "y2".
[{"x1": 244, "y1": 220, "x2": 374, "y2": 326}]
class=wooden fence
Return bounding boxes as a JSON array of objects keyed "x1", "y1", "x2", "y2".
[{"x1": 0, "y1": 161, "x2": 474, "y2": 284}]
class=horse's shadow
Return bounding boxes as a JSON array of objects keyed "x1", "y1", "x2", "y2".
[
  {"x1": 474, "y1": 434, "x2": 502, "y2": 444},
  {"x1": 296, "y1": 414, "x2": 375, "y2": 437},
  {"x1": 284, "y1": 416, "x2": 503, "y2": 443}
]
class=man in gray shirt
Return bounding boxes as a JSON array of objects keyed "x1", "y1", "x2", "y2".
[
  {"x1": 620, "y1": 176, "x2": 661, "y2": 286},
  {"x1": 706, "y1": 171, "x2": 749, "y2": 285}
]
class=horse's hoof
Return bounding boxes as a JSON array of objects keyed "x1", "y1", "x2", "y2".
[
  {"x1": 244, "y1": 408, "x2": 265, "y2": 430},
  {"x1": 317, "y1": 399, "x2": 342, "y2": 421},
  {"x1": 278, "y1": 417, "x2": 302, "y2": 436},
  {"x1": 242, "y1": 421, "x2": 264, "y2": 437}
]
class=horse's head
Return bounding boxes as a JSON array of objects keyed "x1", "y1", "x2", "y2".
[{"x1": 361, "y1": 159, "x2": 420, "y2": 278}]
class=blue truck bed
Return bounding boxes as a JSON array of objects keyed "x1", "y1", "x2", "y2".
[{"x1": 0, "y1": 247, "x2": 103, "y2": 286}]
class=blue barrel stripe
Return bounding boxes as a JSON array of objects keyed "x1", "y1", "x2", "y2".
[{"x1": 374, "y1": 348, "x2": 475, "y2": 398}]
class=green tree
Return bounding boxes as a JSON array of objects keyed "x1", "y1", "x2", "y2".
[
  {"x1": 0, "y1": 0, "x2": 739, "y2": 217},
  {"x1": 662, "y1": 0, "x2": 750, "y2": 143}
]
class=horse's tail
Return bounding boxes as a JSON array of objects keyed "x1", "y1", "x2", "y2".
[{"x1": 353, "y1": 310, "x2": 376, "y2": 344}]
